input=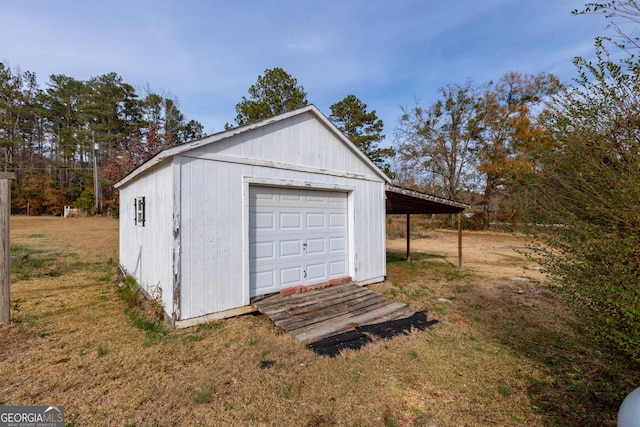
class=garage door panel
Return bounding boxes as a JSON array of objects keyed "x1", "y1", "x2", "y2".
[
  {"x1": 280, "y1": 239, "x2": 302, "y2": 257},
  {"x1": 329, "y1": 195, "x2": 347, "y2": 206},
  {"x1": 306, "y1": 263, "x2": 326, "y2": 281},
  {"x1": 254, "y1": 189, "x2": 276, "y2": 201},
  {"x1": 252, "y1": 269, "x2": 276, "y2": 294},
  {"x1": 329, "y1": 236, "x2": 346, "y2": 253},
  {"x1": 252, "y1": 212, "x2": 275, "y2": 230},
  {"x1": 306, "y1": 193, "x2": 325, "y2": 203},
  {"x1": 329, "y1": 260, "x2": 348, "y2": 277},
  {"x1": 306, "y1": 212, "x2": 325, "y2": 228},
  {"x1": 281, "y1": 266, "x2": 302, "y2": 286},
  {"x1": 279, "y1": 191, "x2": 302, "y2": 202},
  {"x1": 306, "y1": 238, "x2": 326, "y2": 255},
  {"x1": 250, "y1": 186, "x2": 349, "y2": 297},
  {"x1": 329, "y1": 212, "x2": 347, "y2": 229},
  {"x1": 253, "y1": 241, "x2": 275, "y2": 261},
  {"x1": 280, "y1": 212, "x2": 302, "y2": 229}
]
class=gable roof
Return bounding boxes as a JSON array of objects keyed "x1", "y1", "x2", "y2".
[{"x1": 115, "y1": 105, "x2": 391, "y2": 189}]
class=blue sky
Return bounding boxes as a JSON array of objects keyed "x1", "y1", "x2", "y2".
[{"x1": 1, "y1": 1, "x2": 607, "y2": 138}]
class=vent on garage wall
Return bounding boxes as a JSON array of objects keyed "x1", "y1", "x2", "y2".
[{"x1": 134, "y1": 196, "x2": 145, "y2": 226}]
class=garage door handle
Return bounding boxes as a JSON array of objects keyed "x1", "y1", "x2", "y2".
[{"x1": 303, "y1": 242, "x2": 307, "y2": 250}]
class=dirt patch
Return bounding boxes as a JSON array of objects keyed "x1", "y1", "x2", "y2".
[
  {"x1": 0, "y1": 324, "x2": 38, "y2": 356},
  {"x1": 387, "y1": 229, "x2": 547, "y2": 282}
]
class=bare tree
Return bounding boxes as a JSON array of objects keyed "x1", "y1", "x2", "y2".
[
  {"x1": 394, "y1": 83, "x2": 480, "y2": 199},
  {"x1": 576, "y1": 1, "x2": 640, "y2": 50}
]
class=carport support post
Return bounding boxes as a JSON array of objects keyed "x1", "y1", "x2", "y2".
[
  {"x1": 457, "y1": 212, "x2": 463, "y2": 270},
  {"x1": 0, "y1": 172, "x2": 15, "y2": 324},
  {"x1": 406, "y1": 214, "x2": 411, "y2": 261}
]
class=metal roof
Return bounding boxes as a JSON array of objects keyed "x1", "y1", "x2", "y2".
[{"x1": 385, "y1": 185, "x2": 468, "y2": 215}]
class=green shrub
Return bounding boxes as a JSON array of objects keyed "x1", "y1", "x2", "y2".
[
  {"x1": 532, "y1": 41, "x2": 640, "y2": 364},
  {"x1": 73, "y1": 189, "x2": 94, "y2": 210},
  {"x1": 117, "y1": 275, "x2": 140, "y2": 306}
]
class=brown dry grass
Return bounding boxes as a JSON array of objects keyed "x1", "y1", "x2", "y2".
[{"x1": 0, "y1": 216, "x2": 630, "y2": 426}]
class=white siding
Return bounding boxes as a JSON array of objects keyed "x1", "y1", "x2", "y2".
[
  {"x1": 119, "y1": 108, "x2": 388, "y2": 324},
  {"x1": 178, "y1": 156, "x2": 386, "y2": 320},
  {"x1": 119, "y1": 162, "x2": 174, "y2": 317},
  {"x1": 179, "y1": 159, "x2": 247, "y2": 319},
  {"x1": 183, "y1": 111, "x2": 382, "y2": 182}
]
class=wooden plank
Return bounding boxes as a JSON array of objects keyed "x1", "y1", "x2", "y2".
[
  {"x1": 292, "y1": 301, "x2": 406, "y2": 340},
  {"x1": 175, "y1": 305, "x2": 257, "y2": 329},
  {"x1": 277, "y1": 293, "x2": 383, "y2": 331},
  {"x1": 266, "y1": 288, "x2": 376, "y2": 323},
  {"x1": 406, "y1": 213, "x2": 411, "y2": 261},
  {"x1": 295, "y1": 302, "x2": 411, "y2": 342},
  {"x1": 363, "y1": 306, "x2": 416, "y2": 324},
  {"x1": 254, "y1": 285, "x2": 362, "y2": 315},
  {"x1": 255, "y1": 290, "x2": 369, "y2": 321},
  {"x1": 253, "y1": 282, "x2": 423, "y2": 344},
  {"x1": 254, "y1": 283, "x2": 357, "y2": 311},
  {"x1": 295, "y1": 321, "x2": 358, "y2": 342},
  {"x1": 270, "y1": 295, "x2": 375, "y2": 324},
  {"x1": 0, "y1": 176, "x2": 11, "y2": 323},
  {"x1": 275, "y1": 289, "x2": 383, "y2": 326},
  {"x1": 345, "y1": 301, "x2": 410, "y2": 326},
  {"x1": 276, "y1": 293, "x2": 383, "y2": 331},
  {"x1": 289, "y1": 299, "x2": 399, "y2": 340},
  {"x1": 171, "y1": 160, "x2": 182, "y2": 322},
  {"x1": 458, "y1": 212, "x2": 463, "y2": 270},
  {"x1": 256, "y1": 292, "x2": 361, "y2": 320}
]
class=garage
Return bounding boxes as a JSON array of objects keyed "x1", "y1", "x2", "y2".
[
  {"x1": 116, "y1": 105, "x2": 389, "y2": 328},
  {"x1": 249, "y1": 186, "x2": 349, "y2": 297}
]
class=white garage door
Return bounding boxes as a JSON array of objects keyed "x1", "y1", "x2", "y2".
[{"x1": 249, "y1": 186, "x2": 349, "y2": 297}]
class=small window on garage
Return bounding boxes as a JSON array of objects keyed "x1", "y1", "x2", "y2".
[{"x1": 134, "y1": 196, "x2": 145, "y2": 226}]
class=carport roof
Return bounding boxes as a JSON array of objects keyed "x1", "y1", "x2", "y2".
[{"x1": 385, "y1": 185, "x2": 468, "y2": 215}]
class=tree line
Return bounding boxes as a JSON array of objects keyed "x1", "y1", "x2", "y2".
[
  {"x1": 0, "y1": 63, "x2": 397, "y2": 216},
  {"x1": 394, "y1": 72, "x2": 561, "y2": 227},
  {"x1": 0, "y1": 66, "x2": 204, "y2": 215},
  {"x1": 218, "y1": 65, "x2": 566, "y2": 228},
  {"x1": 0, "y1": 60, "x2": 560, "y2": 224}
]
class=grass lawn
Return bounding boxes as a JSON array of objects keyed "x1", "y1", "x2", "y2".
[{"x1": 0, "y1": 216, "x2": 636, "y2": 426}]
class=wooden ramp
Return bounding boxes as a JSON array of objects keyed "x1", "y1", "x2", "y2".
[{"x1": 252, "y1": 283, "x2": 416, "y2": 342}]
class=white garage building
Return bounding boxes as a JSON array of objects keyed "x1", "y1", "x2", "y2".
[{"x1": 115, "y1": 105, "x2": 391, "y2": 328}]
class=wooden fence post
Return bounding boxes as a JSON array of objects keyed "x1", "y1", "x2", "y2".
[
  {"x1": 406, "y1": 214, "x2": 411, "y2": 261},
  {"x1": 457, "y1": 212, "x2": 463, "y2": 270},
  {"x1": 0, "y1": 172, "x2": 15, "y2": 323}
]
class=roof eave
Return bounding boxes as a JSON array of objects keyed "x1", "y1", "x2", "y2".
[
  {"x1": 385, "y1": 184, "x2": 469, "y2": 215},
  {"x1": 115, "y1": 105, "x2": 392, "y2": 189}
]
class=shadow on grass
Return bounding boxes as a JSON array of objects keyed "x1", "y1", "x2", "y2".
[
  {"x1": 386, "y1": 249, "x2": 447, "y2": 263},
  {"x1": 386, "y1": 250, "x2": 470, "y2": 283},
  {"x1": 445, "y1": 280, "x2": 638, "y2": 426},
  {"x1": 385, "y1": 252, "x2": 639, "y2": 426},
  {"x1": 525, "y1": 324, "x2": 631, "y2": 423}
]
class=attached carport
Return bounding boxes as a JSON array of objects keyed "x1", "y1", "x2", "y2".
[{"x1": 385, "y1": 185, "x2": 469, "y2": 267}]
